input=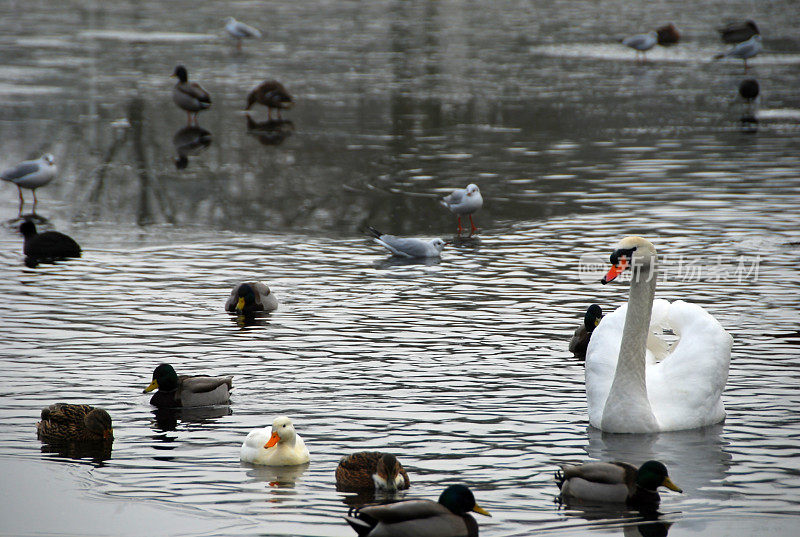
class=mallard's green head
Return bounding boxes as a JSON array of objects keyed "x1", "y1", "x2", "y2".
[
  {"x1": 235, "y1": 283, "x2": 260, "y2": 313},
  {"x1": 637, "y1": 461, "x2": 682, "y2": 493},
  {"x1": 144, "y1": 364, "x2": 179, "y2": 393},
  {"x1": 85, "y1": 408, "x2": 114, "y2": 440},
  {"x1": 438, "y1": 485, "x2": 491, "y2": 517},
  {"x1": 584, "y1": 304, "x2": 603, "y2": 332},
  {"x1": 172, "y1": 65, "x2": 188, "y2": 83}
]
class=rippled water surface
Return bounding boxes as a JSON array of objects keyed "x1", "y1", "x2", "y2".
[{"x1": 1, "y1": 1, "x2": 799, "y2": 536}]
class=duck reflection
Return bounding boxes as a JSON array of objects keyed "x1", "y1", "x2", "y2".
[
  {"x1": 244, "y1": 462, "x2": 309, "y2": 489},
  {"x1": 585, "y1": 424, "x2": 733, "y2": 500},
  {"x1": 40, "y1": 441, "x2": 112, "y2": 466},
  {"x1": 559, "y1": 503, "x2": 672, "y2": 537},
  {"x1": 232, "y1": 313, "x2": 270, "y2": 329},
  {"x1": 151, "y1": 405, "x2": 232, "y2": 433},
  {"x1": 340, "y1": 489, "x2": 409, "y2": 510},
  {"x1": 245, "y1": 113, "x2": 294, "y2": 146},
  {"x1": 172, "y1": 124, "x2": 212, "y2": 169}
]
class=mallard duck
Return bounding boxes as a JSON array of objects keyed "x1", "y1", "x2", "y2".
[
  {"x1": 2, "y1": 154, "x2": 56, "y2": 214},
  {"x1": 245, "y1": 80, "x2": 294, "y2": 120},
  {"x1": 240, "y1": 415, "x2": 310, "y2": 466},
  {"x1": 344, "y1": 484, "x2": 490, "y2": 537},
  {"x1": 622, "y1": 31, "x2": 658, "y2": 62},
  {"x1": 37, "y1": 403, "x2": 113, "y2": 444},
  {"x1": 441, "y1": 184, "x2": 483, "y2": 237},
  {"x1": 656, "y1": 24, "x2": 680, "y2": 46},
  {"x1": 19, "y1": 220, "x2": 81, "y2": 267},
  {"x1": 569, "y1": 304, "x2": 603, "y2": 359},
  {"x1": 717, "y1": 20, "x2": 759, "y2": 44},
  {"x1": 225, "y1": 17, "x2": 261, "y2": 50},
  {"x1": 172, "y1": 65, "x2": 211, "y2": 124},
  {"x1": 336, "y1": 452, "x2": 410, "y2": 492},
  {"x1": 143, "y1": 363, "x2": 232, "y2": 408},
  {"x1": 225, "y1": 281, "x2": 278, "y2": 315},
  {"x1": 556, "y1": 460, "x2": 682, "y2": 507}
]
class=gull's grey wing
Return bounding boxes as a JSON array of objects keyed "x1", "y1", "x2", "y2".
[
  {"x1": 1, "y1": 162, "x2": 39, "y2": 182},
  {"x1": 376, "y1": 235, "x2": 429, "y2": 258},
  {"x1": 442, "y1": 188, "x2": 465, "y2": 206}
]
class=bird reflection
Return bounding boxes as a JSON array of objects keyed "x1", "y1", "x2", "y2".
[
  {"x1": 40, "y1": 441, "x2": 112, "y2": 466},
  {"x1": 738, "y1": 79, "x2": 759, "y2": 133},
  {"x1": 232, "y1": 313, "x2": 270, "y2": 329},
  {"x1": 245, "y1": 114, "x2": 294, "y2": 146},
  {"x1": 4, "y1": 212, "x2": 49, "y2": 228},
  {"x1": 172, "y1": 124, "x2": 212, "y2": 169},
  {"x1": 558, "y1": 503, "x2": 672, "y2": 537},
  {"x1": 151, "y1": 406, "x2": 232, "y2": 432},
  {"x1": 585, "y1": 424, "x2": 733, "y2": 500},
  {"x1": 244, "y1": 462, "x2": 309, "y2": 488},
  {"x1": 373, "y1": 256, "x2": 441, "y2": 269},
  {"x1": 340, "y1": 489, "x2": 409, "y2": 510}
]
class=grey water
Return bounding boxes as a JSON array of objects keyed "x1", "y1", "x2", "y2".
[{"x1": 1, "y1": 1, "x2": 799, "y2": 536}]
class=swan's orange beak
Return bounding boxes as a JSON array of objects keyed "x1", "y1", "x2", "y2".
[
  {"x1": 264, "y1": 431, "x2": 280, "y2": 448},
  {"x1": 601, "y1": 258, "x2": 628, "y2": 284}
]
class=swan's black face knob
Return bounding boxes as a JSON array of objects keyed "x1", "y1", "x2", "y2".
[{"x1": 601, "y1": 247, "x2": 637, "y2": 284}]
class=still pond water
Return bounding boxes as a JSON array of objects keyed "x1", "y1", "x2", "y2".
[{"x1": 1, "y1": 1, "x2": 799, "y2": 536}]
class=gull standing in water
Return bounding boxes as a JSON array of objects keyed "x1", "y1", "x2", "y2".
[
  {"x1": 440, "y1": 183, "x2": 483, "y2": 237},
  {"x1": 368, "y1": 227, "x2": 446, "y2": 258},
  {"x1": 225, "y1": 17, "x2": 261, "y2": 50},
  {"x1": 1, "y1": 154, "x2": 56, "y2": 214}
]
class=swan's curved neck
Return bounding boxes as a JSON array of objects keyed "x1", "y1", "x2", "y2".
[{"x1": 601, "y1": 261, "x2": 659, "y2": 432}]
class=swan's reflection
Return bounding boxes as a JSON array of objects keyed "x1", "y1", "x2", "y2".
[
  {"x1": 585, "y1": 424, "x2": 732, "y2": 500},
  {"x1": 172, "y1": 124, "x2": 212, "y2": 169},
  {"x1": 243, "y1": 462, "x2": 309, "y2": 489},
  {"x1": 245, "y1": 114, "x2": 294, "y2": 146}
]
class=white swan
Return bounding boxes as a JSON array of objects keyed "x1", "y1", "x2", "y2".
[
  {"x1": 585, "y1": 237, "x2": 732, "y2": 433},
  {"x1": 240, "y1": 416, "x2": 310, "y2": 466}
]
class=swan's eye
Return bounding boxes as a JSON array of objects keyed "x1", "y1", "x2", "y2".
[{"x1": 610, "y1": 247, "x2": 637, "y2": 266}]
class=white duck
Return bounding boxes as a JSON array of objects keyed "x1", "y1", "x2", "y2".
[
  {"x1": 585, "y1": 237, "x2": 733, "y2": 433},
  {"x1": 240, "y1": 416, "x2": 310, "y2": 466}
]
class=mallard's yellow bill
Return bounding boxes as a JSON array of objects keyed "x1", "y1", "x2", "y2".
[
  {"x1": 472, "y1": 504, "x2": 491, "y2": 517},
  {"x1": 143, "y1": 380, "x2": 159, "y2": 393},
  {"x1": 663, "y1": 477, "x2": 683, "y2": 493}
]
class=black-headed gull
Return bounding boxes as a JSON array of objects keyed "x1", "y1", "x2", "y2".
[
  {"x1": 368, "y1": 227, "x2": 445, "y2": 258},
  {"x1": 622, "y1": 31, "x2": 657, "y2": 62},
  {"x1": 172, "y1": 65, "x2": 212, "y2": 125},
  {"x1": 2, "y1": 154, "x2": 56, "y2": 214},
  {"x1": 225, "y1": 17, "x2": 261, "y2": 50},
  {"x1": 440, "y1": 183, "x2": 483, "y2": 237},
  {"x1": 715, "y1": 35, "x2": 762, "y2": 72}
]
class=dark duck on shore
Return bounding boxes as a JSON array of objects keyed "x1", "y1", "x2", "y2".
[
  {"x1": 172, "y1": 65, "x2": 212, "y2": 124},
  {"x1": 344, "y1": 484, "x2": 490, "y2": 537},
  {"x1": 556, "y1": 460, "x2": 682, "y2": 508},
  {"x1": 37, "y1": 403, "x2": 113, "y2": 444},
  {"x1": 245, "y1": 80, "x2": 294, "y2": 120},
  {"x1": 569, "y1": 304, "x2": 603, "y2": 359},
  {"x1": 336, "y1": 452, "x2": 410, "y2": 492},
  {"x1": 717, "y1": 20, "x2": 759, "y2": 44},
  {"x1": 20, "y1": 220, "x2": 81, "y2": 267},
  {"x1": 143, "y1": 364, "x2": 233, "y2": 408}
]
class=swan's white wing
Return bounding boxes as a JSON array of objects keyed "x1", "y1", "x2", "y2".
[
  {"x1": 585, "y1": 304, "x2": 627, "y2": 428},
  {"x1": 647, "y1": 301, "x2": 732, "y2": 430}
]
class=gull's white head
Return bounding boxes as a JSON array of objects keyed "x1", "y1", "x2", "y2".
[
  {"x1": 43, "y1": 154, "x2": 55, "y2": 164},
  {"x1": 430, "y1": 238, "x2": 446, "y2": 253},
  {"x1": 264, "y1": 415, "x2": 297, "y2": 448},
  {"x1": 465, "y1": 184, "x2": 480, "y2": 196},
  {"x1": 600, "y1": 236, "x2": 657, "y2": 284},
  {"x1": 225, "y1": 17, "x2": 237, "y2": 24}
]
